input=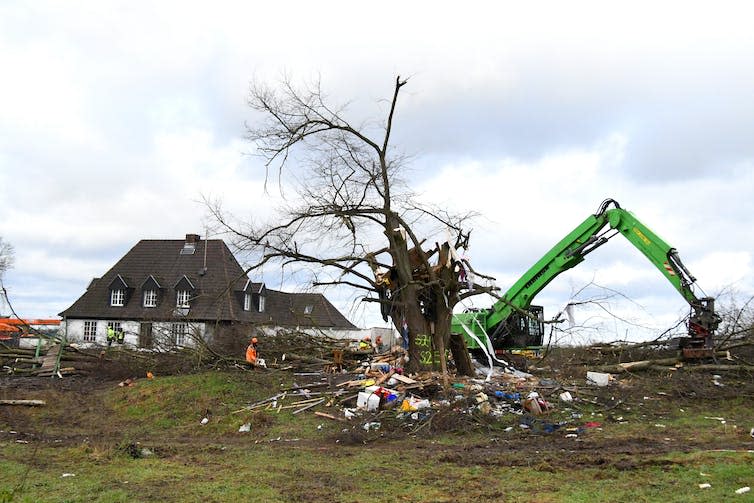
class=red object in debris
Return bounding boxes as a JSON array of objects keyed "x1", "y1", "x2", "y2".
[{"x1": 583, "y1": 421, "x2": 602, "y2": 428}]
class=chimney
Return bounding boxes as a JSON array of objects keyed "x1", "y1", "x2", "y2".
[{"x1": 185, "y1": 234, "x2": 200, "y2": 244}]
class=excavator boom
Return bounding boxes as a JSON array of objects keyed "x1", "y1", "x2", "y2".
[{"x1": 453, "y1": 199, "x2": 719, "y2": 358}]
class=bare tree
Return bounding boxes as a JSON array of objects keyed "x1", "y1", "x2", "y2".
[
  {"x1": 0, "y1": 236, "x2": 13, "y2": 280},
  {"x1": 210, "y1": 76, "x2": 495, "y2": 375}
]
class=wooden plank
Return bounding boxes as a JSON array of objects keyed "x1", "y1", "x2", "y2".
[
  {"x1": 373, "y1": 370, "x2": 395, "y2": 386},
  {"x1": 390, "y1": 373, "x2": 417, "y2": 384},
  {"x1": 292, "y1": 398, "x2": 325, "y2": 415},
  {"x1": 314, "y1": 411, "x2": 345, "y2": 422}
]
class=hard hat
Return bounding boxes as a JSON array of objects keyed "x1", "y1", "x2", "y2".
[{"x1": 251, "y1": 337, "x2": 258, "y2": 344}]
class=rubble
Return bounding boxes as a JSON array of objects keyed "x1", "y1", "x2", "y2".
[{"x1": 224, "y1": 344, "x2": 625, "y2": 442}]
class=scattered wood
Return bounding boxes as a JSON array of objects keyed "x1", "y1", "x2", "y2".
[
  {"x1": 1, "y1": 342, "x2": 109, "y2": 377},
  {"x1": 390, "y1": 373, "x2": 417, "y2": 385},
  {"x1": 292, "y1": 398, "x2": 325, "y2": 415},
  {"x1": 314, "y1": 411, "x2": 345, "y2": 422},
  {"x1": 373, "y1": 370, "x2": 395, "y2": 386}
]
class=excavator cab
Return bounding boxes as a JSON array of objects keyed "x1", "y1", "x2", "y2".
[{"x1": 492, "y1": 305, "x2": 544, "y2": 351}]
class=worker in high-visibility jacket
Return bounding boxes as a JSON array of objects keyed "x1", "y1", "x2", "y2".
[
  {"x1": 106, "y1": 326, "x2": 116, "y2": 346},
  {"x1": 245, "y1": 337, "x2": 259, "y2": 365},
  {"x1": 358, "y1": 336, "x2": 371, "y2": 351}
]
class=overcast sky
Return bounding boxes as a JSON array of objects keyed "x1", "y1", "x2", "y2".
[{"x1": 2, "y1": 1, "x2": 753, "y2": 343}]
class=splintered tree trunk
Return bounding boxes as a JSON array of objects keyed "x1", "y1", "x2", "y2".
[
  {"x1": 436, "y1": 303, "x2": 474, "y2": 377},
  {"x1": 403, "y1": 304, "x2": 430, "y2": 374},
  {"x1": 448, "y1": 331, "x2": 474, "y2": 377},
  {"x1": 397, "y1": 296, "x2": 474, "y2": 376}
]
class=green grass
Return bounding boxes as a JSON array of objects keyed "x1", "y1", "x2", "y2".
[
  {"x1": 2, "y1": 443, "x2": 752, "y2": 502},
  {"x1": 2, "y1": 370, "x2": 753, "y2": 502}
]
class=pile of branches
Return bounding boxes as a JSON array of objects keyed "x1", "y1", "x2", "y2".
[
  {"x1": 0, "y1": 341, "x2": 103, "y2": 377},
  {"x1": 254, "y1": 330, "x2": 366, "y2": 370},
  {"x1": 0, "y1": 342, "x2": 176, "y2": 379}
]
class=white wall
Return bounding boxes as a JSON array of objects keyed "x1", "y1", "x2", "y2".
[{"x1": 61, "y1": 319, "x2": 205, "y2": 349}]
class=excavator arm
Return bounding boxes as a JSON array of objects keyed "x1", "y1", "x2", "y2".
[{"x1": 454, "y1": 199, "x2": 719, "y2": 357}]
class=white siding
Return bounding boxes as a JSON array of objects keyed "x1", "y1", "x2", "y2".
[{"x1": 61, "y1": 319, "x2": 205, "y2": 350}]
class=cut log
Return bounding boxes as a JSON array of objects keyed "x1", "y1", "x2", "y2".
[{"x1": 0, "y1": 399, "x2": 46, "y2": 406}]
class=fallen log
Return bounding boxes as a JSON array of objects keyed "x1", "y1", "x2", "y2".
[
  {"x1": 596, "y1": 351, "x2": 738, "y2": 374},
  {"x1": 0, "y1": 399, "x2": 46, "y2": 406}
]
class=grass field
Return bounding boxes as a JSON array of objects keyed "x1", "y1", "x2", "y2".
[{"x1": 1, "y1": 363, "x2": 753, "y2": 502}]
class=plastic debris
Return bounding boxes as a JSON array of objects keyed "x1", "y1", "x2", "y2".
[
  {"x1": 61, "y1": 473, "x2": 76, "y2": 478},
  {"x1": 735, "y1": 487, "x2": 750, "y2": 495},
  {"x1": 401, "y1": 396, "x2": 430, "y2": 412},
  {"x1": 523, "y1": 391, "x2": 551, "y2": 414},
  {"x1": 586, "y1": 371, "x2": 611, "y2": 387},
  {"x1": 698, "y1": 483, "x2": 711, "y2": 489},
  {"x1": 362, "y1": 422, "x2": 381, "y2": 431},
  {"x1": 238, "y1": 422, "x2": 251, "y2": 432},
  {"x1": 200, "y1": 417, "x2": 209, "y2": 425},
  {"x1": 559, "y1": 391, "x2": 573, "y2": 402}
]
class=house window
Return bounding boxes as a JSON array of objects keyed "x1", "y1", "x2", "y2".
[
  {"x1": 176, "y1": 290, "x2": 191, "y2": 308},
  {"x1": 107, "y1": 321, "x2": 122, "y2": 334},
  {"x1": 171, "y1": 323, "x2": 187, "y2": 346},
  {"x1": 111, "y1": 289, "x2": 125, "y2": 306},
  {"x1": 258, "y1": 295, "x2": 265, "y2": 313},
  {"x1": 143, "y1": 289, "x2": 157, "y2": 307},
  {"x1": 244, "y1": 293, "x2": 251, "y2": 311},
  {"x1": 83, "y1": 321, "x2": 97, "y2": 342},
  {"x1": 304, "y1": 304, "x2": 313, "y2": 315}
]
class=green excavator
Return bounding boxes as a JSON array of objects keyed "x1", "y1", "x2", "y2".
[{"x1": 452, "y1": 199, "x2": 720, "y2": 359}]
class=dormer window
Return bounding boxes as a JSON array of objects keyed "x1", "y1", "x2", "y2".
[
  {"x1": 176, "y1": 290, "x2": 191, "y2": 308},
  {"x1": 240, "y1": 280, "x2": 266, "y2": 313},
  {"x1": 144, "y1": 290, "x2": 157, "y2": 308},
  {"x1": 304, "y1": 304, "x2": 313, "y2": 315},
  {"x1": 141, "y1": 275, "x2": 162, "y2": 309},
  {"x1": 108, "y1": 274, "x2": 130, "y2": 307},
  {"x1": 111, "y1": 289, "x2": 125, "y2": 307},
  {"x1": 173, "y1": 275, "x2": 195, "y2": 309}
]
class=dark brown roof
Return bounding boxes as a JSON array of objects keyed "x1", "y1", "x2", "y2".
[{"x1": 59, "y1": 237, "x2": 356, "y2": 329}]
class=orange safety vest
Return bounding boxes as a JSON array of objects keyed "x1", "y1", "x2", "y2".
[{"x1": 245, "y1": 344, "x2": 257, "y2": 364}]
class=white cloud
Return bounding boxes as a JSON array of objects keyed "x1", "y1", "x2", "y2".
[{"x1": 1, "y1": 1, "x2": 753, "y2": 341}]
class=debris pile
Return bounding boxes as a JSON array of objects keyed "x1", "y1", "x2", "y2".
[
  {"x1": 0, "y1": 343, "x2": 98, "y2": 377},
  {"x1": 229, "y1": 346, "x2": 624, "y2": 440}
]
